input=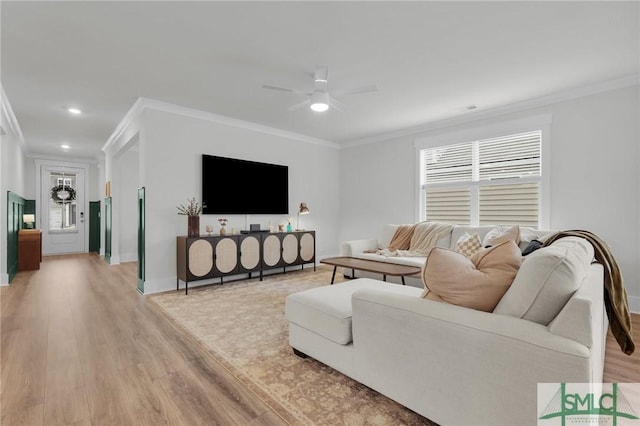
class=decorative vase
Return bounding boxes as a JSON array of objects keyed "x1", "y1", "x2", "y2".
[
  {"x1": 188, "y1": 215, "x2": 200, "y2": 237},
  {"x1": 220, "y1": 226, "x2": 226, "y2": 235}
]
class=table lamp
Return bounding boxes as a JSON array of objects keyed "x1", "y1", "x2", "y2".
[
  {"x1": 296, "y1": 202, "x2": 310, "y2": 231},
  {"x1": 23, "y1": 214, "x2": 35, "y2": 229}
]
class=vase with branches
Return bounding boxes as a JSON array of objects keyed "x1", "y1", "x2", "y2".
[{"x1": 177, "y1": 198, "x2": 202, "y2": 237}]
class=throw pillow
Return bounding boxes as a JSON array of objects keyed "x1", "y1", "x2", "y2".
[
  {"x1": 482, "y1": 225, "x2": 521, "y2": 247},
  {"x1": 493, "y1": 236, "x2": 595, "y2": 325},
  {"x1": 521, "y1": 239, "x2": 543, "y2": 256},
  {"x1": 455, "y1": 232, "x2": 482, "y2": 257},
  {"x1": 421, "y1": 241, "x2": 522, "y2": 312}
]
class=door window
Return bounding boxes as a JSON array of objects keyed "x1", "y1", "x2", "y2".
[{"x1": 49, "y1": 172, "x2": 77, "y2": 232}]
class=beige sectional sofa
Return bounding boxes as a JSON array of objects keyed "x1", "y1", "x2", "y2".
[
  {"x1": 340, "y1": 224, "x2": 551, "y2": 287},
  {"x1": 286, "y1": 225, "x2": 608, "y2": 425}
]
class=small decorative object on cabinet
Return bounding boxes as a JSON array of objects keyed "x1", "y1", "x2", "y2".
[
  {"x1": 176, "y1": 197, "x2": 202, "y2": 237},
  {"x1": 218, "y1": 218, "x2": 228, "y2": 235},
  {"x1": 205, "y1": 225, "x2": 213, "y2": 236}
]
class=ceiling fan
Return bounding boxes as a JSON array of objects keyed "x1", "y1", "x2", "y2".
[{"x1": 262, "y1": 65, "x2": 377, "y2": 112}]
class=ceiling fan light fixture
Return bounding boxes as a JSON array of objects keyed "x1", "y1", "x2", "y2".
[{"x1": 310, "y1": 91, "x2": 330, "y2": 112}]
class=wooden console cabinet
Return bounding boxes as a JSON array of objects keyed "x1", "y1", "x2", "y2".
[
  {"x1": 176, "y1": 231, "x2": 315, "y2": 294},
  {"x1": 18, "y1": 229, "x2": 42, "y2": 271}
]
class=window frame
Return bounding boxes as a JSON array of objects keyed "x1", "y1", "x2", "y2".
[{"x1": 414, "y1": 114, "x2": 551, "y2": 229}]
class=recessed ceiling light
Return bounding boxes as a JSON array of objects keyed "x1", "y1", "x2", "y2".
[
  {"x1": 466, "y1": 104, "x2": 478, "y2": 111},
  {"x1": 61, "y1": 144, "x2": 70, "y2": 150},
  {"x1": 67, "y1": 107, "x2": 82, "y2": 115}
]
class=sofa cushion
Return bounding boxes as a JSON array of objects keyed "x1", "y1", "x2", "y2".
[
  {"x1": 383, "y1": 256, "x2": 426, "y2": 268},
  {"x1": 285, "y1": 279, "x2": 383, "y2": 345},
  {"x1": 493, "y1": 236, "x2": 595, "y2": 325},
  {"x1": 420, "y1": 241, "x2": 522, "y2": 312},
  {"x1": 455, "y1": 232, "x2": 482, "y2": 257}
]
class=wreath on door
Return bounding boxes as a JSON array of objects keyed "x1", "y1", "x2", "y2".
[{"x1": 50, "y1": 184, "x2": 76, "y2": 204}]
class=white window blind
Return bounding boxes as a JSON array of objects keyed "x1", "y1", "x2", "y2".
[
  {"x1": 479, "y1": 182, "x2": 539, "y2": 227},
  {"x1": 421, "y1": 131, "x2": 542, "y2": 227},
  {"x1": 426, "y1": 186, "x2": 471, "y2": 225}
]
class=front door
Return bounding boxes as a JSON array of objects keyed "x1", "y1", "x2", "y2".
[{"x1": 41, "y1": 167, "x2": 86, "y2": 255}]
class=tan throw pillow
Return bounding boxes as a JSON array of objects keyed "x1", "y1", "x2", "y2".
[
  {"x1": 482, "y1": 225, "x2": 520, "y2": 247},
  {"x1": 455, "y1": 232, "x2": 482, "y2": 257},
  {"x1": 421, "y1": 241, "x2": 522, "y2": 312}
]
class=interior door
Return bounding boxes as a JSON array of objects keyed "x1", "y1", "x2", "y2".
[
  {"x1": 89, "y1": 201, "x2": 101, "y2": 252},
  {"x1": 137, "y1": 187, "x2": 145, "y2": 294},
  {"x1": 41, "y1": 167, "x2": 86, "y2": 255}
]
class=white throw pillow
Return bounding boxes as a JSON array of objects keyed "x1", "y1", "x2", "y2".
[
  {"x1": 481, "y1": 225, "x2": 520, "y2": 247},
  {"x1": 493, "y1": 236, "x2": 595, "y2": 325}
]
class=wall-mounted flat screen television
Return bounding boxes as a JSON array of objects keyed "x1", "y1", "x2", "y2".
[{"x1": 202, "y1": 154, "x2": 289, "y2": 214}]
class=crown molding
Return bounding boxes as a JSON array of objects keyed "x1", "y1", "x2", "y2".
[
  {"x1": 103, "y1": 97, "x2": 340, "y2": 153},
  {"x1": 28, "y1": 153, "x2": 99, "y2": 165},
  {"x1": 343, "y1": 73, "x2": 640, "y2": 148},
  {"x1": 102, "y1": 97, "x2": 146, "y2": 152},
  {"x1": 0, "y1": 84, "x2": 28, "y2": 154}
]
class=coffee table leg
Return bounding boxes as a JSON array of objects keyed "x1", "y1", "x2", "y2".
[
  {"x1": 401, "y1": 276, "x2": 406, "y2": 285},
  {"x1": 331, "y1": 266, "x2": 337, "y2": 284},
  {"x1": 383, "y1": 274, "x2": 387, "y2": 282}
]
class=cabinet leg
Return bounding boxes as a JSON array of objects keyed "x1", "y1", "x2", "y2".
[{"x1": 185, "y1": 281, "x2": 188, "y2": 295}]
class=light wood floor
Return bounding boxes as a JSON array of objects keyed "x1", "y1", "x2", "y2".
[
  {"x1": 1, "y1": 253, "x2": 287, "y2": 426},
  {"x1": 1, "y1": 253, "x2": 639, "y2": 425}
]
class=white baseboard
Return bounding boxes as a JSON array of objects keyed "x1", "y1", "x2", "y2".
[
  {"x1": 0, "y1": 273, "x2": 9, "y2": 285},
  {"x1": 119, "y1": 253, "x2": 138, "y2": 263},
  {"x1": 108, "y1": 255, "x2": 120, "y2": 265},
  {"x1": 628, "y1": 295, "x2": 640, "y2": 314}
]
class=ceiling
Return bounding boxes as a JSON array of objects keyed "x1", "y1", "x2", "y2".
[{"x1": 2, "y1": 1, "x2": 638, "y2": 160}]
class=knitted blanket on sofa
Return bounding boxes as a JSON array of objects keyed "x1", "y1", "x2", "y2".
[
  {"x1": 543, "y1": 230, "x2": 635, "y2": 355},
  {"x1": 377, "y1": 221, "x2": 454, "y2": 257}
]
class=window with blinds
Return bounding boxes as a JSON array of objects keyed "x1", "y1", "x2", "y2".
[{"x1": 421, "y1": 131, "x2": 542, "y2": 227}]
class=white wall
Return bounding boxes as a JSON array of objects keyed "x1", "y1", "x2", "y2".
[
  {"x1": 136, "y1": 107, "x2": 340, "y2": 293},
  {"x1": 340, "y1": 85, "x2": 640, "y2": 311},
  {"x1": 116, "y1": 147, "x2": 139, "y2": 262},
  {"x1": 0, "y1": 92, "x2": 28, "y2": 284}
]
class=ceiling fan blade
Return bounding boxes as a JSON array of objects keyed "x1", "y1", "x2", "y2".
[
  {"x1": 262, "y1": 84, "x2": 310, "y2": 96},
  {"x1": 287, "y1": 98, "x2": 310, "y2": 111},
  {"x1": 329, "y1": 97, "x2": 346, "y2": 112},
  {"x1": 333, "y1": 84, "x2": 378, "y2": 96},
  {"x1": 262, "y1": 84, "x2": 295, "y2": 93}
]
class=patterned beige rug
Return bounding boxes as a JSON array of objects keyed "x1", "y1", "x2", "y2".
[{"x1": 150, "y1": 266, "x2": 435, "y2": 425}]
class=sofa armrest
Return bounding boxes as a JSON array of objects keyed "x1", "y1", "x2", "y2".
[
  {"x1": 340, "y1": 239, "x2": 379, "y2": 256},
  {"x1": 547, "y1": 264, "x2": 605, "y2": 349},
  {"x1": 350, "y1": 288, "x2": 594, "y2": 426}
]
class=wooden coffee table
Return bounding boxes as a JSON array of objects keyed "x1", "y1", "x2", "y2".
[{"x1": 320, "y1": 256, "x2": 422, "y2": 285}]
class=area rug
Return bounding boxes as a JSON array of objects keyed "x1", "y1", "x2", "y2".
[{"x1": 150, "y1": 267, "x2": 435, "y2": 425}]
